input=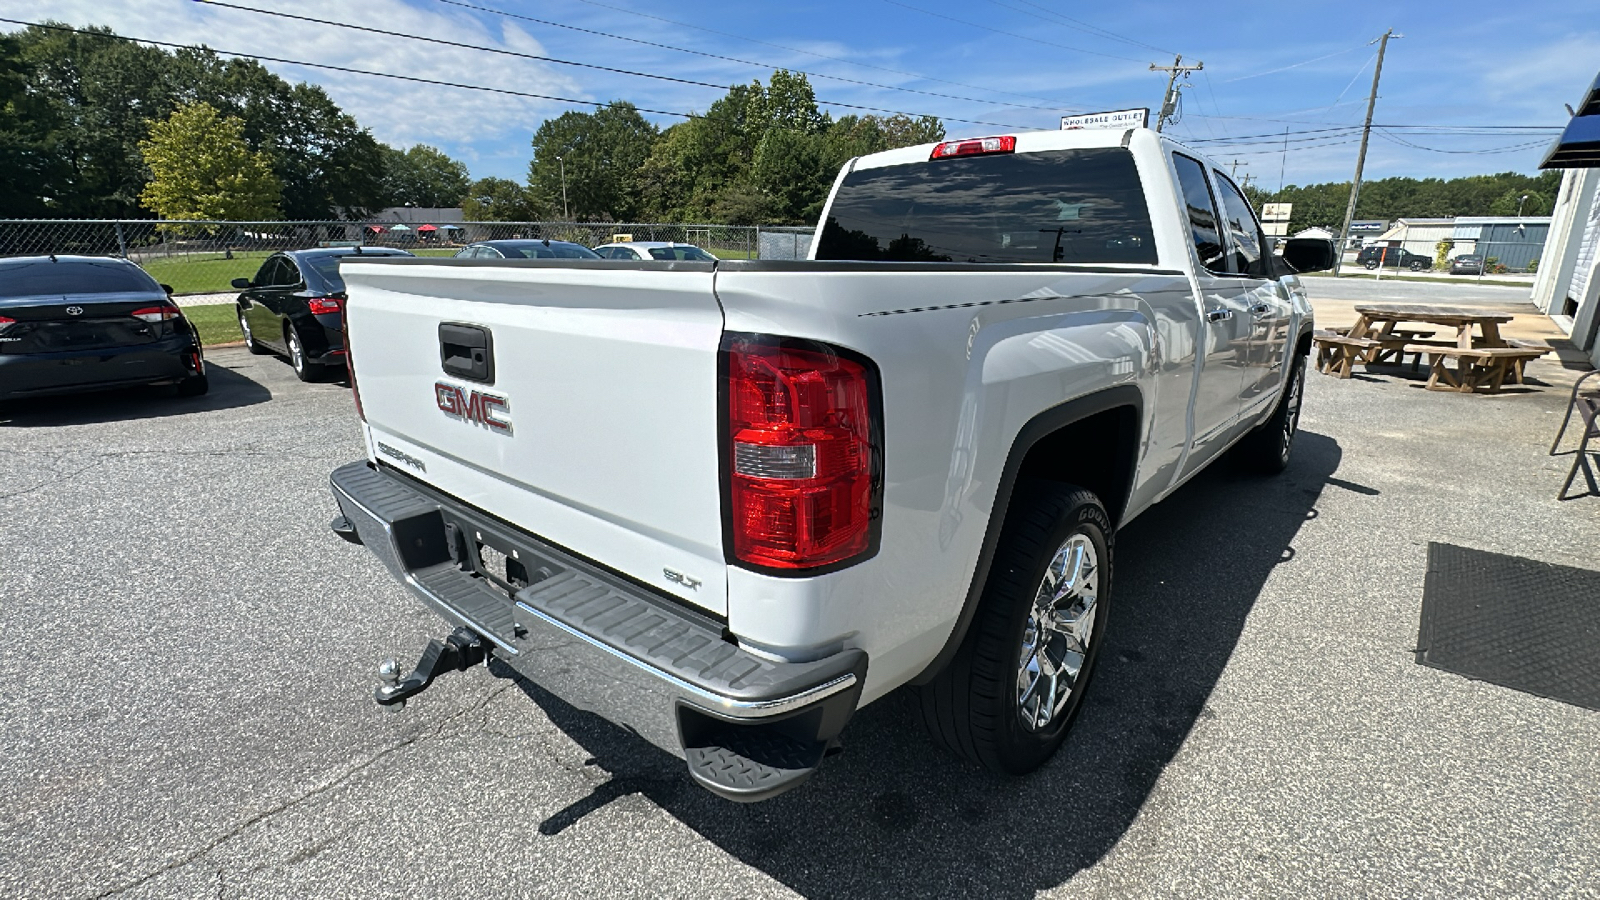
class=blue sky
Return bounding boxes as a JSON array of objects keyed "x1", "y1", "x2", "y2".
[{"x1": 16, "y1": 0, "x2": 1600, "y2": 188}]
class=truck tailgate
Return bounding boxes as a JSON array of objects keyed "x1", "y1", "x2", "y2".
[{"x1": 340, "y1": 259, "x2": 728, "y2": 614}]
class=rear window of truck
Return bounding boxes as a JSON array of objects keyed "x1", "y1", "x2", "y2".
[{"x1": 815, "y1": 148, "x2": 1157, "y2": 265}]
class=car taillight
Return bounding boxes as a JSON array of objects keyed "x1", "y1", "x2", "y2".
[
  {"x1": 307, "y1": 295, "x2": 344, "y2": 315},
  {"x1": 0, "y1": 315, "x2": 14, "y2": 332},
  {"x1": 131, "y1": 305, "x2": 182, "y2": 323},
  {"x1": 724, "y1": 333, "x2": 880, "y2": 570},
  {"x1": 930, "y1": 135, "x2": 1016, "y2": 160}
]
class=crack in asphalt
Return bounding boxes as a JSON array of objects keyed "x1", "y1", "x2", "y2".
[{"x1": 88, "y1": 683, "x2": 515, "y2": 900}]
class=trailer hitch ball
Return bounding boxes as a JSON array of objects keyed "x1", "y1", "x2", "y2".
[
  {"x1": 377, "y1": 658, "x2": 405, "y2": 712},
  {"x1": 373, "y1": 628, "x2": 488, "y2": 709}
]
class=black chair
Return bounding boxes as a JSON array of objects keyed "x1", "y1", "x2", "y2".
[{"x1": 1551, "y1": 369, "x2": 1600, "y2": 500}]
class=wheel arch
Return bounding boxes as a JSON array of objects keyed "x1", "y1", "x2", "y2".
[{"x1": 910, "y1": 384, "x2": 1144, "y2": 685}]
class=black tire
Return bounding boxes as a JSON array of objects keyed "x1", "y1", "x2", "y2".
[
  {"x1": 1363, "y1": 260, "x2": 1379, "y2": 270},
  {"x1": 177, "y1": 374, "x2": 209, "y2": 397},
  {"x1": 1235, "y1": 351, "x2": 1305, "y2": 474},
  {"x1": 285, "y1": 325, "x2": 323, "y2": 382},
  {"x1": 918, "y1": 481, "x2": 1112, "y2": 774},
  {"x1": 238, "y1": 309, "x2": 269, "y2": 355},
  {"x1": 1409, "y1": 260, "x2": 1426, "y2": 272}
]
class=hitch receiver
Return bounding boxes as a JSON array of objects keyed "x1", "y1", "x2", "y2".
[{"x1": 375, "y1": 627, "x2": 488, "y2": 708}]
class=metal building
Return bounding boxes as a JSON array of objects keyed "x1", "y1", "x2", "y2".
[{"x1": 1532, "y1": 71, "x2": 1600, "y2": 368}]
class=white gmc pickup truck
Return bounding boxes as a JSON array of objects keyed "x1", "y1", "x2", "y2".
[{"x1": 327, "y1": 127, "x2": 1335, "y2": 801}]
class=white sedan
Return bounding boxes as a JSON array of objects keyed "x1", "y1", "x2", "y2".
[{"x1": 592, "y1": 241, "x2": 718, "y2": 261}]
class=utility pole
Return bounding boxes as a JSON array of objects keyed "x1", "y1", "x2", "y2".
[
  {"x1": 1221, "y1": 159, "x2": 1250, "y2": 180},
  {"x1": 556, "y1": 155, "x2": 570, "y2": 220},
  {"x1": 1333, "y1": 29, "x2": 1399, "y2": 274},
  {"x1": 1150, "y1": 55, "x2": 1203, "y2": 133}
]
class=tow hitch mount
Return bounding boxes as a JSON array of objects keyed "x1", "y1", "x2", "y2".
[{"x1": 375, "y1": 626, "x2": 488, "y2": 709}]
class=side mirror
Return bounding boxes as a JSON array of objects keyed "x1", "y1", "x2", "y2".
[
  {"x1": 231, "y1": 278, "x2": 251, "y2": 289},
  {"x1": 1282, "y1": 237, "x2": 1337, "y2": 274},
  {"x1": 159, "y1": 283, "x2": 174, "y2": 295}
]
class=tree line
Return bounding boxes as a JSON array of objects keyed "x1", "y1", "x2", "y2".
[
  {"x1": 0, "y1": 24, "x2": 472, "y2": 220},
  {"x1": 1243, "y1": 170, "x2": 1564, "y2": 236},
  {"x1": 0, "y1": 22, "x2": 1564, "y2": 228}
]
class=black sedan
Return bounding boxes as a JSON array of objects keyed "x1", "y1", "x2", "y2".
[
  {"x1": 453, "y1": 240, "x2": 601, "y2": 260},
  {"x1": 0, "y1": 255, "x2": 207, "y2": 402},
  {"x1": 232, "y1": 247, "x2": 413, "y2": 381}
]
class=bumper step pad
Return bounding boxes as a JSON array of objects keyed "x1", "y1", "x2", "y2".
[{"x1": 684, "y1": 728, "x2": 830, "y2": 802}]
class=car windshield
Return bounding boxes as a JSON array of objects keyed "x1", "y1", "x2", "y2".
[
  {"x1": 302, "y1": 251, "x2": 408, "y2": 288},
  {"x1": 816, "y1": 148, "x2": 1157, "y2": 264},
  {"x1": 0, "y1": 259, "x2": 161, "y2": 297},
  {"x1": 646, "y1": 246, "x2": 717, "y2": 261},
  {"x1": 497, "y1": 242, "x2": 601, "y2": 259}
]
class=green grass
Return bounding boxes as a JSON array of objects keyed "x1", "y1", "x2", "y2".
[
  {"x1": 710, "y1": 248, "x2": 758, "y2": 260},
  {"x1": 183, "y1": 303, "x2": 247, "y2": 347},
  {"x1": 141, "y1": 250, "x2": 275, "y2": 295},
  {"x1": 139, "y1": 246, "x2": 463, "y2": 294}
]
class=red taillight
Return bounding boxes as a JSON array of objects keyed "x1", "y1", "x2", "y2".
[
  {"x1": 130, "y1": 305, "x2": 182, "y2": 323},
  {"x1": 930, "y1": 135, "x2": 1016, "y2": 160},
  {"x1": 0, "y1": 315, "x2": 14, "y2": 332},
  {"x1": 724, "y1": 334, "x2": 879, "y2": 570},
  {"x1": 307, "y1": 295, "x2": 344, "y2": 315}
]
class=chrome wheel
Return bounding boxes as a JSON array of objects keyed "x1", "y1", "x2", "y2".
[
  {"x1": 288, "y1": 329, "x2": 305, "y2": 372},
  {"x1": 238, "y1": 312, "x2": 253, "y2": 346},
  {"x1": 1016, "y1": 533, "x2": 1099, "y2": 732}
]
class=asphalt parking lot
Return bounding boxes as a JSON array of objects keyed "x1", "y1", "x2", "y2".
[{"x1": 3, "y1": 282, "x2": 1598, "y2": 899}]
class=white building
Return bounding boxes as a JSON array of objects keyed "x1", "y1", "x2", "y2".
[{"x1": 1532, "y1": 168, "x2": 1600, "y2": 368}]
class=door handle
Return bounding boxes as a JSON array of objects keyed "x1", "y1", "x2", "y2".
[
  {"x1": 1206, "y1": 309, "x2": 1233, "y2": 322},
  {"x1": 1247, "y1": 302, "x2": 1272, "y2": 315}
]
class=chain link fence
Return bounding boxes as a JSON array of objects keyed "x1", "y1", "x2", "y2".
[{"x1": 0, "y1": 219, "x2": 789, "y2": 295}]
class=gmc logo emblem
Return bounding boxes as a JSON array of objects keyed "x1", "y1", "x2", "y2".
[{"x1": 435, "y1": 382, "x2": 511, "y2": 434}]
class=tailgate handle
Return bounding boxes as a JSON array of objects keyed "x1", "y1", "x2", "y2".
[{"x1": 439, "y1": 323, "x2": 494, "y2": 384}]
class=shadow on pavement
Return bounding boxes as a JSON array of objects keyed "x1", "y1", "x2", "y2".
[
  {"x1": 501, "y1": 431, "x2": 1346, "y2": 899},
  {"x1": 0, "y1": 361, "x2": 271, "y2": 427}
]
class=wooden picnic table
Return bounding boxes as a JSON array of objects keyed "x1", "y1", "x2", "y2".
[
  {"x1": 1314, "y1": 304, "x2": 1546, "y2": 392},
  {"x1": 1349, "y1": 303, "x2": 1514, "y2": 350}
]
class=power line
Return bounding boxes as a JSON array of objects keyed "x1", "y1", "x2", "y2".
[
  {"x1": 877, "y1": 0, "x2": 1144, "y2": 62},
  {"x1": 189, "y1": 1, "x2": 1039, "y2": 129},
  {"x1": 559, "y1": 0, "x2": 1080, "y2": 110},
  {"x1": 0, "y1": 17, "x2": 700, "y2": 117},
  {"x1": 1375, "y1": 131, "x2": 1550, "y2": 155},
  {"x1": 1219, "y1": 42, "x2": 1367, "y2": 83},
  {"x1": 984, "y1": 0, "x2": 1175, "y2": 54},
  {"x1": 429, "y1": 0, "x2": 1078, "y2": 114}
]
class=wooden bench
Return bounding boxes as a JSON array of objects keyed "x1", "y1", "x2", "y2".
[
  {"x1": 1402, "y1": 345, "x2": 1549, "y2": 393},
  {"x1": 1313, "y1": 331, "x2": 1381, "y2": 378},
  {"x1": 1504, "y1": 339, "x2": 1553, "y2": 384}
]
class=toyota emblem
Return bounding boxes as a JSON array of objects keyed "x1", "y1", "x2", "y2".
[{"x1": 65, "y1": 306, "x2": 84, "y2": 316}]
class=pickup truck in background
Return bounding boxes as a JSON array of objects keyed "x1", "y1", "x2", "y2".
[{"x1": 327, "y1": 127, "x2": 1335, "y2": 801}]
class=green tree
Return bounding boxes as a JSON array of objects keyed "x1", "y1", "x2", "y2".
[
  {"x1": 1, "y1": 24, "x2": 386, "y2": 218},
  {"x1": 529, "y1": 101, "x2": 657, "y2": 220},
  {"x1": 381, "y1": 144, "x2": 470, "y2": 208},
  {"x1": 462, "y1": 176, "x2": 540, "y2": 221},
  {"x1": 137, "y1": 101, "x2": 280, "y2": 221}
]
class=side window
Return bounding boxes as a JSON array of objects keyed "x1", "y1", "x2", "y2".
[
  {"x1": 252, "y1": 257, "x2": 280, "y2": 286},
  {"x1": 1213, "y1": 173, "x2": 1267, "y2": 278},
  {"x1": 277, "y1": 258, "x2": 304, "y2": 286},
  {"x1": 1171, "y1": 154, "x2": 1227, "y2": 273}
]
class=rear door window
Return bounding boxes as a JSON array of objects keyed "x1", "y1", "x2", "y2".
[
  {"x1": 815, "y1": 147, "x2": 1157, "y2": 264},
  {"x1": 0, "y1": 259, "x2": 161, "y2": 297},
  {"x1": 648, "y1": 246, "x2": 716, "y2": 261},
  {"x1": 1213, "y1": 173, "x2": 1268, "y2": 278},
  {"x1": 1172, "y1": 153, "x2": 1228, "y2": 274}
]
